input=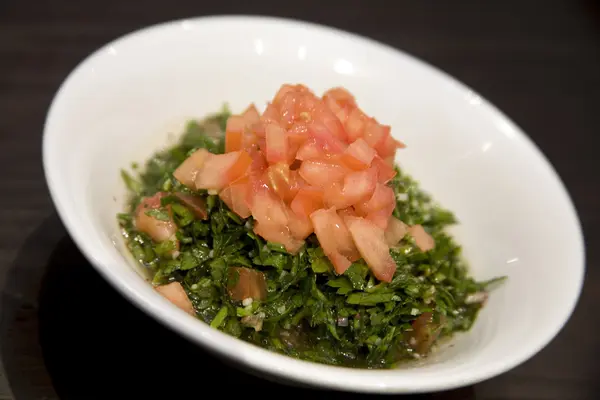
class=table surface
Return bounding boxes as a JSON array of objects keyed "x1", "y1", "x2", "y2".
[{"x1": 1, "y1": 0, "x2": 599, "y2": 399}]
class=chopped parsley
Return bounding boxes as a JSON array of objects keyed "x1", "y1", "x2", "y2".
[{"x1": 117, "y1": 108, "x2": 504, "y2": 369}]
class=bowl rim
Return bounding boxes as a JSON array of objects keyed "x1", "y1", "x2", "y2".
[{"x1": 42, "y1": 15, "x2": 586, "y2": 393}]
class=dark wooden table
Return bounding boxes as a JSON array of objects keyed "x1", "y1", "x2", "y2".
[{"x1": 1, "y1": 1, "x2": 599, "y2": 399}]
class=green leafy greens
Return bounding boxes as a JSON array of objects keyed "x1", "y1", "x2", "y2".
[{"x1": 118, "y1": 109, "x2": 504, "y2": 369}]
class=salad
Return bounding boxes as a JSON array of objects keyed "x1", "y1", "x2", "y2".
[{"x1": 118, "y1": 84, "x2": 504, "y2": 369}]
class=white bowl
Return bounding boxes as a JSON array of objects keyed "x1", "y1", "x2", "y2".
[{"x1": 42, "y1": 16, "x2": 585, "y2": 394}]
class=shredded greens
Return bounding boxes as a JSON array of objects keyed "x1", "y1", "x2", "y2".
[{"x1": 118, "y1": 109, "x2": 505, "y2": 369}]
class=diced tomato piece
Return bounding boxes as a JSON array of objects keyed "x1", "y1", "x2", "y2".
[
  {"x1": 173, "y1": 148, "x2": 211, "y2": 189},
  {"x1": 135, "y1": 193, "x2": 178, "y2": 244},
  {"x1": 195, "y1": 151, "x2": 252, "y2": 190},
  {"x1": 221, "y1": 181, "x2": 252, "y2": 219},
  {"x1": 288, "y1": 210, "x2": 313, "y2": 240},
  {"x1": 226, "y1": 107, "x2": 262, "y2": 153},
  {"x1": 287, "y1": 129, "x2": 309, "y2": 163},
  {"x1": 225, "y1": 131, "x2": 243, "y2": 153},
  {"x1": 231, "y1": 183, "x2": 252, "y2": 218},
  {"x1": 174, "y1": 193, "x2": 208, "y2": 220},
  {"x1": 296, "y1": 139, "x2": 325, "y2": 161},
  {"x1": 310, "y1": 208, "x2": 360, "y2": 274},
  {"x1": 250, "y1": 190, "x2": 304, "y2": 253},
  {"x1": 385, "y1": 217, "x2": 408, "y2": 246},
  {"x1": 155, "y1": 282, "x2": 195, "y2": 315},
  {"x1": 408, "y1": 224, "x2": 436, "y2": 252},
  {"x1": 290, "y1": 187, "x2": 324, "y2": 217},
  {"x1": 345, "y1": 107, "x2": 368, "y2": 141},
  {"x1": 342, "y1": 166, "x2": 377, "y2": 201},
  {"x1": 342, "y1": 138, "x2": 377, "y2": 170},
  {"x1": 334, "y1": 107, "x2": 350, "y2": 124},
  {"x1": 227, "y1": 267, "x2": 267, "y2": 301},
  {"x1": 219, "y1": 185, "x2": 234, "y2": 211},
  {"x1": 376, "y1": 133, "x2": 406, "y2": 159},
  {"x1": 313, "y1": 106, "x2": 348, "y2": 142},
  {"x1": 254, "y1": 221, "x2": 304, "y2": 254},
  {"x1": 366, "y1": 207, "x2": 395, "y2": 230},
  {"x1": 226, "y1": 115, "x2": 245, "y2": 133},
  {"x1": 308, "y1": 122, "x2": 347, "y2": 154},
  {"x1": 324, "y1": 167, "x2": 377, "y2": 209},
  {"x1": 265, "y1": 124, "x2": 288, "y2": 165},
  {"x1": 261, "y1": 103, "x2": 280, "y2": 125},
  {"x1": 251, "y1": 190, "x2": 288, "y2": 227},
  {"x1": 241, "y1": 130, "x2": 259, "y2": 151},
  {"x1": 355, "y1": 182, "x2": 396, "y2": 215},
  {"x1": 362, "y1": 120, "x2": 390, "y2": 150},
  {"x1": 266, "y1": 162, "x2": 297, "y2": 202},
  {"x1": 337, "y1": 207, "x2": 358, "y2": 219},
  {"x1": 248, "y1": 148, "x2": 268, "y2": 174},
  {"x1": 344, "y1": 216, "x2": 396, "y2": 282},
  {"x1": 372, "y1": 156, "x2": 397, "y2": 184},
  {"x1": 298, "y1": 158, "x2": 349, "y2": 188},
  {"x1": 323, "y1": 87, "x2": 357, "y2": 109},
  {"x1": 241, "y1": 104, "x2": 260, "y2": 125},
  {"x1": 273, "y1": 84, "x2": 300, "y2": 105}
]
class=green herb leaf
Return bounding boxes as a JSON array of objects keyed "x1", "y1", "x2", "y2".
[{"x1": 144, "y1": 208, "x2": 171, "y2": 221}]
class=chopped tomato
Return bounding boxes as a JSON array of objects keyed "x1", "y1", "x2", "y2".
[
  {"x1": 408, "y1": 224, "x2": 435, "y2": 252},
  {"x1": 344, "y1": 107, "x2": 368, "y2": 141},
  {"x1": 195, "y1": 150, "x2": 252, "y2": 190},
  {"x1": 288, "y1": 210, "x2": 313, "y2": 240},
  {"x1": 173, "y1": 148, "x2": 210, "y2": 189},
  {"x1": 226, "y1": 115, "x2": 245, "y2": 134},
  {"x1": 273, "y1": 84, "x2": 304, "y2": 105},
  {"x1": 174, "y1": 193, "x2": 208, "y2": 220},
  {"x1": 251, "y1": 190, "x2": 288, "y2": 227},
  {"x1": 312, "y1": 106, "x2": 348, "y2": 142},
  {"x1": 241, "y1": 104, "x2": 260, "y2": 124},
  {"x1": 323, "y1": 87, "x2": 357, "y2": 110},
  {"x1": 135, "y1": 193, "x2": 179, "y2": 247},
  {"x1": 266, "y1": 162, "x2": 299, "y2": 202},
  {"x1": 248, "y1": 148, "x2": 268, "y2": 174},
  {"x1": 250, "y1": 190, "x2": 304, "y2": 253},
  {"x1": 376, "y1": 133, "x2": 405, "y2": 159},
  {"x1": 261, "y1": 102, "x2": 280, "y2": 125},
  {"x1": 355, "y1": 183, "x2": 396, "y2": 215},
  {"x1": 337, "y1": 207, "x2": 358, "y2": 219},
  {"x1": 221, "y1": 181, "x2": 252, "y2": 219},
  {"x1": 344, "y1": 216, "x2": 396, "y2": 282},
  {"x1": 155, "y1": 282, "x2": 195, "y2": 315},
  {"x1": 219, "y1": 185, "x2": 234, "y2": 211},
  {"x1": 366, "y1": 207, "x2": 394, "y2": 230},
  {"x1": 362, "y1": 120, "x2": 390, "y2": 150},
  {"x1": 310, "y1": 208, "x2": 360, "y2": 274},
  {"x1": 341, "y1": 138, "x2": 377, "y2": 170},
  {"x1": 298, "y1": 158, "x2": 349, "y2": 188},
  {"x1": 324, "y1": 167, "x2": 377, "y2": 209},
  {"x1": 227, "y1": 267, "x2": 267, "y2": 301},
  {"x1": 308, "y1": 122, "x2": 347, "y2": 154},
  {"x1": 254, "y1": 221, "x2": 304, "y2": 254},
  {"x1": 296, "y1": 139, "x2": 326, "y2": 161},
  {"x1": 287, "y1": 129, "x2": 309, "y2": 163},
  {"x1": 225, "y1": 131, "x2": 243, "y2": 153},
  {"x1": 225, "y1": 106, "x2": 261, "y2": 153},
  {"x1": 265, "y1": 123, "x2": 288, "y2": 164},
  {"x1": 385, "y1": 217, "x2": 408, "y2": 246},
  {"x1": 290, "y1": 187, "x2": 324, "y2": 217},
  {"x1": 372, "y1": 156, "x2": 397, "y2": 184}
]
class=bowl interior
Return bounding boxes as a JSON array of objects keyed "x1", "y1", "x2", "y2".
[{"x1": 43, "y1": 16, "x2": 584, "y2": 393}]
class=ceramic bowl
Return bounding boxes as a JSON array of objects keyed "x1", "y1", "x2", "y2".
[{"x1": 43, "y1": 16, "x2": 585, "y2": 393}]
